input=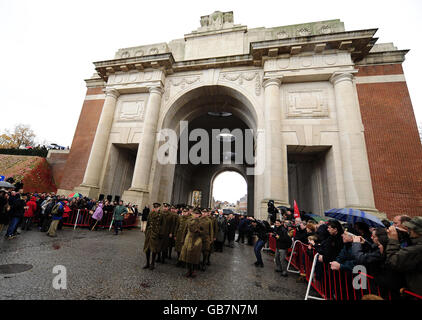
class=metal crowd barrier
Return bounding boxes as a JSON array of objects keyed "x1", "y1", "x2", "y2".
[
  {"x1": 284, "y1": 240, "x2": 421, "y2": 301},
  {"x1": 62, "y1": 208, "x2": 138, "y2": 230}
]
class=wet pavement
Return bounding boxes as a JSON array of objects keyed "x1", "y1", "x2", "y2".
[{"x1": 0, "y1": 227, "x2": 307, "y2": 300}]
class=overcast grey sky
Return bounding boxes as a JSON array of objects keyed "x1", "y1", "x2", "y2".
[
  {"x1": 1, "y1": 0, "x2": 421, "y2": 203},
  {"x1": 1, "y1": 0, "x2": 421, "y2": 146},
  {"x1": 213, "y1": 171, "x2": 247, "y2": 203}
]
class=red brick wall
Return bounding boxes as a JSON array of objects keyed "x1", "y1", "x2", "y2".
[
  {"x1": 356, "y1": 64, "x2": 422, "y2": 218},
  {"x1": 46, "y1": 152, "x2": 69, "y2": 186},
  {"x1": 59, "y1": 88, "x2": 105, "y2": 190}
]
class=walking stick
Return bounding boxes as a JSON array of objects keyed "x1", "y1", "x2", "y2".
[
  {"x1": 91, "y1": 219, "x2": 98, "y2": 231},
  {"x1": 109, "y1": 217, "x2": 114, "y2": 231},
  {"x1": 74, "y1": 209, "x2": 80, "y2": 230}
]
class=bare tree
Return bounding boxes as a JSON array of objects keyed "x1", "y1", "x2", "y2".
[{"x1": 0, "y1": 124, "x2": 35, "y2": 149}]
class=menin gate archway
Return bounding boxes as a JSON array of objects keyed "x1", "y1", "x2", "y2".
[
  {"x1": 210, "y1": 168, "x2": 250, "y2": 215},
  {"x1": 151, "y1": 84, "x2": 258, "y2": 216}
]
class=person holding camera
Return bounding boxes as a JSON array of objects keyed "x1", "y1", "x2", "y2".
[
  {"x1": 267, "y1": 200, "x2": 278, "y2": 225},
  {"x1": 273, "y1": 219, "x2": 292, "y2": 277},
  {"x1": 386, "y1": 216, "x2": 422, "y2": 295},
  {"x1": 249, "y1": 217, "x2": 269, "y2": 268}
]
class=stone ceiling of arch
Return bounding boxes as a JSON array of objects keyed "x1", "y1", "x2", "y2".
[{"x1": 162, "y1": 86, "x2": 258, "y2": 132}]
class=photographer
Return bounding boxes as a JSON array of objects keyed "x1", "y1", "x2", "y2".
[
  {"x1": 273, "y1": 219, "x2": 292, "y2": 277},
  {"x1": 249, "y1": 217, "x2": 269, "y2": 268},
  {"x1": 267, "y1": 200, "x2": 278, "y2": 225},
  {"x1": 386, "y1": 216, "x2": 422, "y2": 295}
]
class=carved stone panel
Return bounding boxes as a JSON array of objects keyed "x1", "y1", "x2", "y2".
[
  {"x1": 116, "y1": 94, "x2": 147, "y2": 122},
  {"x1": 219, "y1": 71, "x2": 262, "y2": 96},
  {"x1": 286, "y1": 89, "x2": 329, "y2": 118}
]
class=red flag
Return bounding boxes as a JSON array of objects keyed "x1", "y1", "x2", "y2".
[{"x1": 293, "y1": 200, "x2": 301, "y2": 220}]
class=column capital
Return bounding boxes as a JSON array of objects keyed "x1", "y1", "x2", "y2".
[
  {"x1": 148, "y1": 85, "x2": 164, "y2": 96},
  {"x1": 104, "y1": 88, "x2": 120, "y2": 99},
  {"x1": 262, "y1": 77, "x2": 282, "y2": 88},
  {"x1": 329, "y1": 71, "x2": 357, "y2": 85}
]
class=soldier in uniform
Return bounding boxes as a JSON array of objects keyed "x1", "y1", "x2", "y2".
[
  {"x1": 180, "y1": 208, "x2": 203, "y2": 278},
  {"x1": 167, "y1": 204, "x2": 179, "y2": 260},
  {"x1": 174, "y1": 206, "x2": 191, "y2": 267},
  {"x1": 157, "y1": 203, "x2": 171, "y2": 263},
  {"x1": 199, "y1": 208, "x2": 214, "y2": 271},
  {"x1": 143, "y1": 202, "x2": 163, "y2": 270}
]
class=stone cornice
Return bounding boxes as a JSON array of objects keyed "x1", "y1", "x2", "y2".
[
  {"x1": 94, "y1": 53, "x2": 175, "y2": 81},
  {"x1": 355, "y1": 49, "x2": 409, "y2": 66},
  {"x1": 250, "y1": 29, "x2": 378, "y2": 63},
  {"x1": 93, "y1": 29, "x2": 381, "y2": 81}
]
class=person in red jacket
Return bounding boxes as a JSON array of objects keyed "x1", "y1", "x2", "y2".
[{"x1": 22, "y1": 196, "x2": 37, "y2": 231}]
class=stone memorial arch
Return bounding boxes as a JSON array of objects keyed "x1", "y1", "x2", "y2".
[{"x1": 56, "y1": 11, "x2": 422, "y2": 219}]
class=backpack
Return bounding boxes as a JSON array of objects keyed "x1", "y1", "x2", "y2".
[{"x1": 51, "y1": 203, "x2": 62, "y2": 216}]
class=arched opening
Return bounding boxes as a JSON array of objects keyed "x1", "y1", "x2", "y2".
[
  {"x1": 155, "y1": 84, "x2": 258, "y2": 216},
  {"x1": 211, "y1": 171, "x2": 247, "y2": 214}
]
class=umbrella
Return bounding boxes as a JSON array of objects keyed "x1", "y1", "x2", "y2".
[
  {"x1": 0, "y1": 181, "x2": 14, "y2": 188},
  {"x1": 304, "y1": 213, "x2": 329, "y2": 223},
  {"x1": 324, "y1": 208, "x2": 385, "y2": 228},
  {"x1": 68, "y1": 192, "x2": 80, "y2": 198}
]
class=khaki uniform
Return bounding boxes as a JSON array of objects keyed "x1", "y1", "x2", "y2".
[
  {"x1": 168, "y1": 211, "x2": 179, "y2": 249},
  {"x1": 159, "y1": 210, "x2": 172, "y2": 252},
  {"x1": 175, "y1": 214, "x2": 190, "y2": 253},
  {"x1": 180, "y1": 217, "x2": 203, "y2": 264},
  {"x1": 143, "y1": 210, "x2": 163, "y2": 253},
  {"x1": 199, "y1": 215, "x2": 213, "y2": 253}
]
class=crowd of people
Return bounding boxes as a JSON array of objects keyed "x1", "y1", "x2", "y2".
[
  {"x1": 1, "y1": 186, "x2": 421, "y2": 298},
  {"x1": 0, "y1": 189, "x2": 139, "y2": 238},
  {"x1": 266, "y1": 207, "x2": 422, "y2": 298}
]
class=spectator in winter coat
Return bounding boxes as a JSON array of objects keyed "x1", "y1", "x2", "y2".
[
  {"x1": 5, "y1": 194, "x2": 27, "y2": 239},
  {"x1": 90, "y1": 202, "x2": 104, "y2": 231},
  {"x1": 273, "y1": 219, "x2": 292, "y2": 276},
  {"x1": 330, "y1": 232, "x2": 356, "y2": 272},
  {"x1": 351, "y1": 228, "x2": 405, "y2": 296},
  {"x1": 386, "y1": 216, "x2": 422, "y2": 295},
  {"x1": 214, "y1": 213, "x2": 227, "y2": 252},
  {"x1": 22, "y1": 196, "x2": 37, "y2": 231},
  {"x1": 225, "y1": 214, "x2": 237, "y2": 248},
  {"x1": 236, "y1": 215, "x2": 249, "y2": 244},
  {"x1": 47, "y1": 200, "x2": 64, "y2": 237}
]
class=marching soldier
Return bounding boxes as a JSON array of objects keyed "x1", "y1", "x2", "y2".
[
  {"x1": 143, "y1": 202, "x2": 163, "y2": 270},
  {"x1": 174, "y1": 206, "x2": 191, "y2": 267},
  {"x1": 167, "y1": 205, "x2": 179, "y2": 260},
  {"x1": 180, "y1": 208, "x2": 203, "y2": 278},
  {"x1": 157, "y1": 202, "x2": 172, "y2": 263},
  {"x1": 199, "y1": 208, "x2": 214, "y2": 271}
]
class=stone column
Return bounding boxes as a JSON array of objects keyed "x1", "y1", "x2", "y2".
[
  {"x1": 122, "y1": 86, "x2": 163, "y2": 206},
  {"x1": 76, "y1": 88, "x2": 119, "y2": 198},
  {"x1": 261, "y1": 77, "x2": 290, "y2": 217},
  {"x1": 330, "y1": 72, "x2": 377, "y2": 213}
]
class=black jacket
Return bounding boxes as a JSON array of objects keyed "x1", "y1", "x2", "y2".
[
  {"x1": 11, "y1": 198, "x2": 26, "y2": 218},
  {"x1": 274, "y1": 225, "x2": 292, "y2": 249},
  {"x1": 352, "y1": 242, "x2": 405, "y2": 291},
  {"x1": 315, "y1": 233, "x2": 344, "y2": 263},
  {"x1": 252, "y1": 220, "x2": 269, "y2": 242},
  {"x1": 142, "y1": 207, "x2": 150, "y2": 221}
]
